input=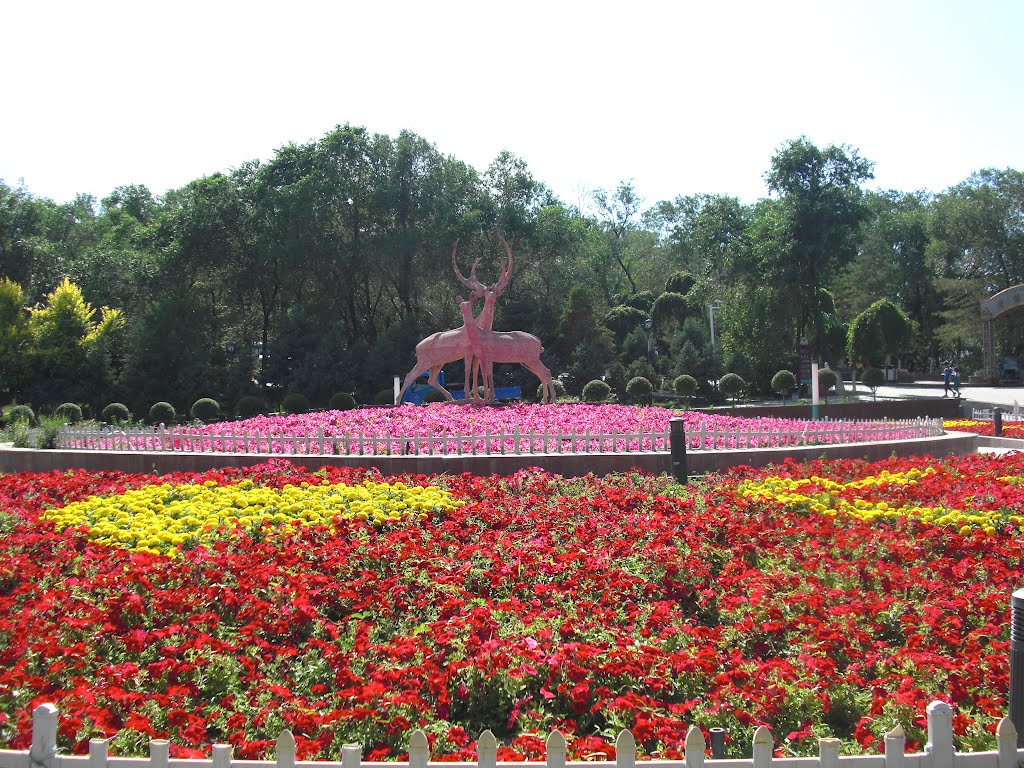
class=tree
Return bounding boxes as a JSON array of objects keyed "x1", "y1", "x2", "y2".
[
  {"x1": 760, "y1": 137, "x2": 874, "y2": 360},
  {"x1": 771, "y1": 369, "x2": 797, "y2": 401},
  {"x1": 25, "y1": 278, "x2": 125, "y2": 408},
  {"x1": 861, "y1": 366, "x2": 885, "y2": 400},
  {"x1": 718, "y1": 372, "x2": 746, "y2": 406},
  {"x1": 846, "y1": 299, "x2": 915, "y2": 390},
  {"x1": 0, "y1": 278, "x2": 29, "y2": 400}
]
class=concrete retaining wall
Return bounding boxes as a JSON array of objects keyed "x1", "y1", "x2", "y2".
[{"x1": 0, "y1": 431, "x2": 979, "y2": 478}]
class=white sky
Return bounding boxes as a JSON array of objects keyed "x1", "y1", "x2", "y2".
[{"x1": 3, "y1": 0, "x2": 1023, "y2": 209}]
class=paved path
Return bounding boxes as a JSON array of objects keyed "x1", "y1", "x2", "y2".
[{"x1": 845, "y1": 379, "x2": 1024, "y2": 413}]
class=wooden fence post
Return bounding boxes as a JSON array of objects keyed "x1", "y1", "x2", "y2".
[
  {"x1": 997, "y1": 717, "x2": 1018, "y2": 768},
  {"x1": 752, "y1": 726, "x2": 773, "y2": 768},
  {"x1": 212, "y1": 743, "x2": 232, "y2": 768},
  {"x1": 615, "y1": 730, "x2": 636, "y2": 768},
  {"x1": 477, "y1": 730, "x2": 498, "y2": 768},
  {"x1": 149, "y1": 739, "x2": 170, "y2": 768},
  {"x1": 341, "y1": 743, "x2": 361, "y2": 768},
  {"x1": 925, "y1": 701, "x2": 953, "y2": 768},
  {"x1": 684, "y1": 726, "x2": 705, "y2": 768},
  {"x1": 546, "y1": 731, "x2": 566, "y2": 768},
  {"x1": 89, "y1": 738, "x2": 109, "y2": 768},
  {"x1": 275, "y1": 729, "x2": 296, "y2": 768},
  {"x1": 30, "y1": 703, "x2": 58, "y2": 768},
  {"x1": 408, "y1": 729, "x2": 429, "y2": 768},
  {"x1": 884, "y1": 725, "x2": 905, "y2": 768}
]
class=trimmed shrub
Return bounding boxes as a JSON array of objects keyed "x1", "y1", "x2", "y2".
[
  {"x1": 282, "y1": 392, "x2": 310, "y2": 415},
  {"x1": 101, "y1": 402, "x2": 131, "y2": 425},
  {"x1": 818, "y1": 368, "x2": 838, "y2": 395},
  {"x1": 861, "y1": 367, "x2": 885, "y2": 399},
  {"x1": 6, "y1": 404, "x2": 36, "y2": 426},
  {"x1": 718, "y1": 372, "x2": 746, "y2": 404},
  {"x1": 235, "y1": 396, "x2": 266, "y2": 419},
  {"x1": 771, "y1": 369, "x2": 798, "y2": 399},
  {"x1": 191, "y1": 398, "x2": 221, "y2": 422},
  {"x1": 673, "y1": 374, "x2": 699, "y2": 407},
  {"x1": 373, "y1": 388, "x2": 396, "y2": 406},
  {"x1": 423, "y1": 389, "x2": 448, "y2": 403},
  {"x1": 148, "y1": 401, "x2": 177, "y2": 424},
  {"x1": 55, "y1": 403, "x2": 83, "y2": 424},
  {"x1": 328, "y1": 392, "x2": 357, "y2": 411},
  {"x1": 582, "y1": 379, "x2": 611, "y2": 403},
  {"x1": 536, "y1": 379, "x2": 566, "y2": 402},
  {"x1": 625, "y1": 376, "x2": 654, "y2": 405}
]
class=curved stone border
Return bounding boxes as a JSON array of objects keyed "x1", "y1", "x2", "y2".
[{"x1": 0, "y1": 431, "x2": 979, "y2": 478}]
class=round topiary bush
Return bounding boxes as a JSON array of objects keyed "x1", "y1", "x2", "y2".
[
  {"x1": 373, "y1": 388, "x2": 396, "y2": 406},
  {"x1": 582, "y1": 379, "x2": 611, "y2": 403},
  {"x1": 718, "y1": 372, "x2": 746, "y2": 404},
  {"x1": 148, "y1": 401, "x2": 176, "y2": 424},
  {"x1": 235, "y1": 395, "x2": 266, "y2": 419},
  {"x1": 771, "y1": 369, "x2": 798, "y2": 399},
  {"x1": 673, "y1": 374, "x2": 698, "y2": 398},
  {"x1": 536, "y1": 379, "x2": 565, "y2": 402},
  {"x1": 818, "y1": 367, "x2": 838, "y2": 394},
  {"x1": 625, "y1": 376, "x2": 654, "y2": 405},
  {"x1": 861, "y1": 367, "x2": 886, "y2": 392},
  {"x1": 6, "y1": 404, "x2": 36, "y2": 426},
  {"x1": 101, "y1": 402, "x2": 131, "y2": 425},
  {"x1": 54, "y1": 403, "x2": 83, "y2": 424},
  {"x1": 423, "y1": 389, "x2": 448, "y2": 403},
  {"x1": 191, "y1": 397, "x2": 221, "y2": 422},
  {"x1": 328, "y1": 392, "x2": 357, "y2": 411},
  {"x1": 282, "y1": 392, "x2": 310, "y2": 415}
]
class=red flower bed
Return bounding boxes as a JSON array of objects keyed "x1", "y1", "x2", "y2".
[{"x1": 0, "y1": 456, "x2": 1021, "y2": 761}]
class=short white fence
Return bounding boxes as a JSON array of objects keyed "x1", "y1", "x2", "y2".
[
  {"x1": 55, "y1": 418, "x2": 945, "y2": 457},
  {"x1": 973, "y1": 407, "x2": 1023, "y2": 423},
  {"x1": 0, "y1": 702, "x2": 1020, "y2": 768}
]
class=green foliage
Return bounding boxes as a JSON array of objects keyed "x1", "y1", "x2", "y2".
[
  {"x1": 719, "y1": 372, "x2": 746, "y2": 404},
  {"x1": 35, "y1": 414, "x2": 67, "y2": 449},
  {"x1": 6, "y1": 404, "x2": 36, "y2": 426},
  {"x1": 7, "y1": 418, "x2": 30, "y2": 447},
  {"x1": 582, "y1": 379, "x2": 611, "y2": 403},
  {"x1": 861, "y1": 367, "x2": 886, "y2": 397},
  {"x1": 191, "y1": 398, "x2": 221, "y2": 422},
  {"x1": 235, "y1": 396, "x2": 266, "y2": 419},
  {"x1": 328, "y1": 392, "x2": 357, "y2": 411},
  {"x1": 601, "y1": 305, "x2": 649, "y2": 343},
  {"x1": 818, "y1": 367, "x2": 838, "y2": 394},
  {"x1": 55, "y1": 402, "x2": 83, "y2": 423},
  {"x1": 423, "y1": 389, "x2": 448, "y2": 403},
  {"x1": 537, "y1": 379, "x2": 565, "y2": 402},
  {"x1": 673, "y1": 374, "x2": 698, "y2": 400},
  {"x1": 281, "y1": 392, "x2": 310, "y2": 415},
  {"x1": 847, "y1": 299, "x2": 915, "y2": 366},
  {"x1": 373, "y1": 388, "x2": 396, "y2": 406},
  {"x1": 665, "y1": 271, "x2": 697, "y2": 295},
  {"x1": 148, "y1": 402, "x2": 176, "y2": 424},
  {"x1": 620, "y1": 291, "x2": 656, "y2": 312},
  {"x1": 771, "y1": 369, "x2": 798, "y2": 397},
  {"x1": 566, "y1": 337, "x2": 615, "y2": 395},
  {"x1": 651, "y1": 292, "x2": 688, "y2": 333},
  {"x1": 101, "y1": 402, "x2": 131, "y2": 425},
  {"x1": 625, "y1": 376, "x2": 653, "y2": 404}
]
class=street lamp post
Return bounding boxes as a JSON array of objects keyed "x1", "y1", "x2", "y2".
[
  {"x1": 709, "y1": 302, "x2": 722, "y2": 349},
  {"x1": 644, "y1": 318, "x2": 653, "y2": 362}
]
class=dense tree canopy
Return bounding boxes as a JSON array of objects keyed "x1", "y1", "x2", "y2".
[{"x1": 0, "y1": 126, "x2": 1018, "y2": 413}]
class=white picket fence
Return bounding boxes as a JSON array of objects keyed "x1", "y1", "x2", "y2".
[
  {"x1": 54, "y1": 418, "x2": 945, "y2": 457},
  {"x1": 973, "y1": 406, "x2": 1023, "y2": 423},
  {"x1": 1, "y1": 701, "x2": 1020, "y2": 768}
]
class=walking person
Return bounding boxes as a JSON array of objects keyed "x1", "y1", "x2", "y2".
[
  {"x1": 942, "y1": 363, "x2": 952, "y2": 397},
  {"x1": 952, "y1": 366, "x2": 961, "y2": 398}
]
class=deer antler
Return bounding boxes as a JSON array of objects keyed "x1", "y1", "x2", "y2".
[
  {"x1": 452, "y1": 239, "x2": 486, "y2": 293},
  {"x1": 494, "y1": 234, "x2": 514, "y2": 295}
]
